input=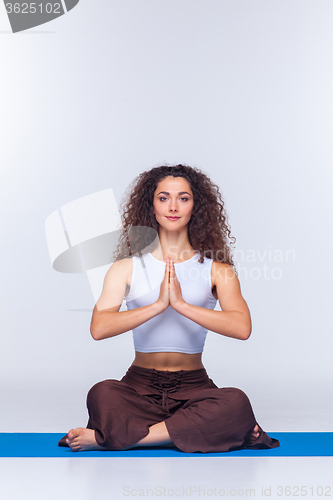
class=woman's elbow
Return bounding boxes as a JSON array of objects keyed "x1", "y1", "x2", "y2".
[
  {"x1": 90, "y1": 323, "x2": 102, "y2": 341},
  {"x1": 240, "y1": 324, "x2": 252, "y2": 340}
]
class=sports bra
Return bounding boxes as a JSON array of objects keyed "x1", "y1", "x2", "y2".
[{"x1": 125, "y1": 252, "x2": 218, "y2": 353}]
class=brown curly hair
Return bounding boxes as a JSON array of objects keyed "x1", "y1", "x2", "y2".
[{"x1": 112, "y1": 164, "x2": 237, "y2": 271}]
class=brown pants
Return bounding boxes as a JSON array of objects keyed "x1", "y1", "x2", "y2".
[{"x1": 59, "y1": 365, "x2": 279, "y2": 453}]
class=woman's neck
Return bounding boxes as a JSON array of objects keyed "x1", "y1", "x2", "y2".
[{"x1": 153, "y1": 227, "x2": 196, "y2": 262}]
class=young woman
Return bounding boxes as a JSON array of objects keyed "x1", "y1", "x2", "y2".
[{"x1": 59, "y1": 164, "x2": 279, "y2": 453}]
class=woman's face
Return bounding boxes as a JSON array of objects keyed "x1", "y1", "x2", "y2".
[{"x1": 153, "y1": 176, "x2": 194, "y2": 230}]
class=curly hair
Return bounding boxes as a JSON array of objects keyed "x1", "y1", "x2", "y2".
[{"x1": 112, "y1": 164, "x2": 237, "y2": 271}]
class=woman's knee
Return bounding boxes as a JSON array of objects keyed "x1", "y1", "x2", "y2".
[
  {"x1": 86, "y1": 379, "x2": 119, "y2": 407},
  {"x1": 219, "y1": 387, "x2": 253, "y2": 412}
]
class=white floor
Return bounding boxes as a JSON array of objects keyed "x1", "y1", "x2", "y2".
[{"x1": 0, "y1": 457, "x2": 332, "y2": 500}]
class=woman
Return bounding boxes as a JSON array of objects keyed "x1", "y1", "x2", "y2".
[{"x1": 59, "y1": 164, "x2": 279, "y2": 453}]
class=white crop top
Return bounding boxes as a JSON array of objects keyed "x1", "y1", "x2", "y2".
[{"x1": 125, "y1": 252, "x2": 218, "y2": 354}]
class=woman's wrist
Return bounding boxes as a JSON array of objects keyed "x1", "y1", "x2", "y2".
[
  {"x1": 171, "y1": 299, "x2": 187, "y2": 314},
  {"x1": 153, "y1": 299, "x2": 169, "y2": 315}
]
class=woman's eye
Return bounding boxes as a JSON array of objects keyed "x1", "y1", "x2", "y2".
[{"x1": 158, "y1": 197, "x2": 189, "y2": 202}]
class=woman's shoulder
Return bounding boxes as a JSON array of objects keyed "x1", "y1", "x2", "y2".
[
  {"x1": 211, "y1": 259, "x2": 233, "y2": 269},
  {"x1": 111, "y1": 256, "x2": 133, "y2": 269},
  {"x1": 105, "y1": 257, "x2": 133, "y2": 286},
  {"x1": 211, "y1": 260, "x2": 238, "y2": 286}
]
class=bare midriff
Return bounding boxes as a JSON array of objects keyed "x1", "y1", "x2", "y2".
[{"x1": 131, "y1": 351, "x2": 204, "y2": 371}]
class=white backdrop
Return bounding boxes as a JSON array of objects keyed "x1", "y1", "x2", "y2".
[{"x1": 1, "y1": 0, "x2": 332, "y2": 433}]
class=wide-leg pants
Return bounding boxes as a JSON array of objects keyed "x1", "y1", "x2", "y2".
[{"x1": 58, "y1": 365, "x2": 279, "y2": 453}]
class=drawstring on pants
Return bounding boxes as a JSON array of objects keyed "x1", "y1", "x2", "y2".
[{"x1": 148, "y1": 369, "x2": 184, "y2": 412}]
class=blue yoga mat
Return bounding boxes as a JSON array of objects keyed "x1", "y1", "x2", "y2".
[{"x1": 0, "y1": 433, "x2": 332, "y2": 457}]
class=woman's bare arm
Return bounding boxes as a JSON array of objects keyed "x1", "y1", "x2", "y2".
[
  {"x1": 90, "y1": 258, "x2": 168, "y2": 341},
  {"x1": 171, "y1": 260, "x2": 252, "y2": 341}
]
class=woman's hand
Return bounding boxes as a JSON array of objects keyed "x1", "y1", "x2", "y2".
[
  {"x1": 169, "y1": 257, "x2": 186, "y2": 311},
  {"x1": 156, "y1": 257, "x2": 171, "y2": 312},
  {"x1": 156, "y1": 257, "x2": 186, "y2": 313}
]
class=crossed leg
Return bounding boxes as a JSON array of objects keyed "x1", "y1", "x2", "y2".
[{"x1": 66, "y1": 421, "x2": 261, "y2": 452}]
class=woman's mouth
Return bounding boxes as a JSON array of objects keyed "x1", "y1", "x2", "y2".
[{"x1": 166, "y1": 216, "x2": 180, "y2": 221}]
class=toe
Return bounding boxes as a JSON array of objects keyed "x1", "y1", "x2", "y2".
[
  {"x1": 67, "y1": 429, "x2": 75, "y2": 440},
  {"x1": 68, "y1": 428, "x2": 82, "y2": 440}
]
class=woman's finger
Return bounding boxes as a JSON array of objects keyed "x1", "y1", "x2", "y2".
[
  {"x1": 170, "y1": 258, "x2": 176, "y2": 279},
  {"x1": 168, "y1": 258, "x2": 171, "y2": 283},
  {"x1": 164, "y1": 258, "x2": 170, "y2": 283},
  {"x1": 164, "y1": 260, "x2": 168, "y2": 280}
]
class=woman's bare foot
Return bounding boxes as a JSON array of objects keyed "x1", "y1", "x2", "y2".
[
  {"x1": 66, "y1": 428, "x2": 106, "y2": 452},
  {"x1": 245, "y1": 424, "x2": 261, "y2": 445},
  {"x1": 124, "y1": 421, "x2": 173, "y2": 449}
]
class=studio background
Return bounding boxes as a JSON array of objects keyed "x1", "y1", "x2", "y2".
[{"x1": 1, "y1": 0, "x2": 332, "y2": 434}]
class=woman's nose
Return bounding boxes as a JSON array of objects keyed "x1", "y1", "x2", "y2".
[{"x1": 168, "y1": 200, "x2": 178, "y2": 212}]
